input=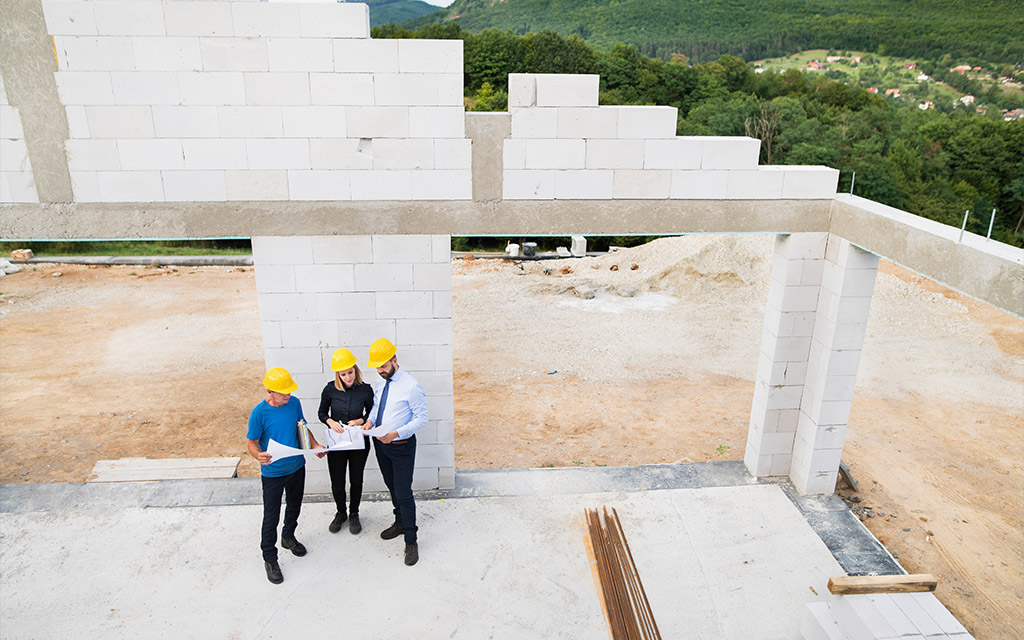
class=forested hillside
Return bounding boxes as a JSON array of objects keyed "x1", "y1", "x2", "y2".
[
  {"x1": 402, "y1": 0, "x2": 1023, "y2": 64},
  {"x1": 356, "y1": 0, "x2": 436, "y2": 27},
  {"x1": 373, "y1": 24, "x2": 1024, "y2": 246}
]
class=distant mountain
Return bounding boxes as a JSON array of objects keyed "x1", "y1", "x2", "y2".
[
  {"x1": 351, "y1": 0, "x2": 438, "y2": 27},
  {"x1": 397, "y1": 0, "x2": 1023, "y2": 63}
]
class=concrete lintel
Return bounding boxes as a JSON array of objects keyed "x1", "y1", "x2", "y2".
[
  {"x1": 830, "y1": 195, "x2": 1024, "y2": 318},
  {"x1": 465, "y1": 112, "x2": 509, "y2": 202},
  {"x1": 0, "y1": 199, "x2": 832, "y2": 240}
]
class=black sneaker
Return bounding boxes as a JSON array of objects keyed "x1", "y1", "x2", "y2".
[
  {"x1": 329, "y1": 512, "x2": 347, "y2": 534},
  {"x1": 380, "y1": 522, "x2": 403, "y2": 540},
  {"x1": 265, "y1": 560, "x2": 283, "y2": 584},
  {"x1": 404, "y1": 543, "x2": 419, "y2": 566},
  {"x1": 349, "y1": 514, "x2": 362, "y2": 535},
  {"x1": 281, "y1": 537, "x2": 307, "y2": 557}
]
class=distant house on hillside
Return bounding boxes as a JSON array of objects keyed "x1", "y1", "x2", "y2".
[
  {"x1": 885, "y1": 88, "x2": 901, "y2": 97},
  {"x1": 904, "y1": 63, "x2": 917, "y2": 70},
  {"x1": 866, "y1": 87, "x2": 878, "y2": 94},
  {"x1": 918, "y1": 101, "x2": 935, "y2": 110},
  {"x1": 959, "y1": 95, "x2": 975, "y2": 105},
  {"x1": 952, "y1": 65, "x2": 972, "y2": 73},
  {"x1": 916, "y1": 73, "x2": 931, "y2": 82},
  {"x1": 1002, "y1": 108, "x2": 1023, "y2": 120},
  {"x1": 807, "y1": 60, "x2": 825, "y2": 70}
]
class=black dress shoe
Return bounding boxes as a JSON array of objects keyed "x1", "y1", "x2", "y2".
[
  {"x1": 265, "y1": 560, "x2": 283, "y2": 584},
  {"x1": 281, "y1": 537, "x2": 307, "y2": 557},
  {"x1": 329, "y1": 512, "x2": 347, "y2": 533},
  {"x1": 404, "y1": 543, "x2": 419, "y2": 566},
  {"x1": 380, "y1": 522, "x2": 403, "y2": 540},
  {"x1": 349, "y1": 514, "x2": 362, "y2": 535}
]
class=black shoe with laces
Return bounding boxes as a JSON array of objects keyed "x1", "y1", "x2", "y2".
[
  {"x1": 281, "y1": 537, "x2": 307, "y2": 557},
  {"x1": 380, "y1": 522, "x2": 403, "y2": 540},
  {"x1": 349, "y1": 514, "x2": 362, "y2": 535},
  {"x1": 329, "y1": 512, "x2": 347, "y2": 533},
  {"x1": 404, "y1": 543, "x2": 419, "y2": 566},
  {"x1": 265, "y1": 560, "x2": 283, "y2": 584}
]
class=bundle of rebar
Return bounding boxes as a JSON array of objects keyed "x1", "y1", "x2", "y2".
[{"x1": 584, "y1": 507, "x2": 661, "y2": 640}]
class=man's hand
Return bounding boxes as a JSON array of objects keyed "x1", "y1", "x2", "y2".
[
  {"x1": 327, "y1": 419, "x2": 344, "y2": 433},
  {"x1": 313, "y1": 443, "x2": 327, "y2": 459},
  {"x1": 257, "y1": 452, "x2": 272, "y2": 465},
  {"x1": 377, "y1": 430, "x2": 400, "y2": 444},
  {"x1": 347, "y1": 419, "x2": 365, "y2": 427}
]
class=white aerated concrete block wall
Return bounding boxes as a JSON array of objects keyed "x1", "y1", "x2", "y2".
[
  {"x1": 502, "y1": 73, "x2": 839, "y2": 200},
  {"x1": 0, "y1": 76, "x2": 40, "y2": 203},
  {"x1": 253, "y1": 234, "x2": 454, "y2": 492},
  {"x1": 44, "y1": 0, "x2": 470, "y2": 203},
  {"x1": 803, "y1": 592, "x2": 975, "y2": 640}
]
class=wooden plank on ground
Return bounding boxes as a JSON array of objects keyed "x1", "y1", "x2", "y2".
[
  {"x1": 827, "y1": 574, "x2": 938, "y2": 595},
  {"x1": 89, "y1": 457, "x2": 240, "y2": 482}
]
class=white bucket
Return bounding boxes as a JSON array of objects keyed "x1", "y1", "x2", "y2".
[{"x1": 507, "y1": 243, "x2": 520, "y2": 257}]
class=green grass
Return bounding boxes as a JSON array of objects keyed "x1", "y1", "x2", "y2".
[{"x1": 0, "y1": 240, "x2": 252, "y2": 257}]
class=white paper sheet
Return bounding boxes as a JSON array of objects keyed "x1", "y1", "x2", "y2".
[
  {"x1": 321, "y1": 426, "x2": 366, "y2": 451},
  {"x1": 266, "y1": 438, "x2": 321, "y2": 461}
]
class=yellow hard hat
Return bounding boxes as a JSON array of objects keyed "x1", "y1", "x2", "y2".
[
  {"x1": 331, "y1": 348, "x2": 358, "y2": 372},
  {"x1": 262, "y1": 367, "x2": 298, "y2": 394},
  {"x1": 367, "y1": 338, "x2": 397, "y2": 368}
]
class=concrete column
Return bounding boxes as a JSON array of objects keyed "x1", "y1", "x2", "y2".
[
  {"x1": 252, "y1": 234, "x2": 455, "y2": 492},
  {"x1": 745, "y1": 232, "x2": 828, "y2": 478},
  {"x1": 790, "y1": 235, "x2": 879, "y2": 494}
]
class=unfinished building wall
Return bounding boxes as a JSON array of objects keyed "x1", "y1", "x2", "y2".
[
  {"x1": 253, "y1": 234, "x2": 454, "y2": 492},
  {"x1": 0, "y1": 74, "x2": 39, "y2": 203}
]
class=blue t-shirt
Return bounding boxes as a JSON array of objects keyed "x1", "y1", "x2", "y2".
[{"x1": 247, "y1": 396, "x2": 306, "y2": 477}]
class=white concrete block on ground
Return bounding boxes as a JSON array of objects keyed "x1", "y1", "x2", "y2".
[
  {"x1": 336, "y1": 319, "x2": 396, "y2": 344},
  {"x1": 253, "y1": 235, "x2": 315, "y2": 267},
  {"x1": 278, "y1": 321, "x2": 339, "y2": 349},
  {"x1": 534, "y1": 74, "x2": 599, "y2": 107},
  {"x1": 256, "y1": 293, "x2": 318, "y2": 322}
]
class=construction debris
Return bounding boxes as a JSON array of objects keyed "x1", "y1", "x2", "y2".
[{"x1": 827, "y1": 574, "x2": 938, "y2": 595}]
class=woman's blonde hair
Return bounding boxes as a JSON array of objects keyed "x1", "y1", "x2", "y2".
[{"x1": 334, "y1": 365, "x2": 363, "y2": 391}]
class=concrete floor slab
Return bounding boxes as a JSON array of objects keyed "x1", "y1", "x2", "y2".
[{"x1": 1, "y1": 478, "x2": 844, "y2": 639}]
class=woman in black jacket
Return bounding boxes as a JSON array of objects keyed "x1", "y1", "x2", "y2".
[{"x1": 318, "y1": 348, "x2": 374, "y2": 535}]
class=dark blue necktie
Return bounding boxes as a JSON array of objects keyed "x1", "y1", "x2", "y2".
[{"x1": 375, "y1": 378, "x2": 391, "y2": 427}]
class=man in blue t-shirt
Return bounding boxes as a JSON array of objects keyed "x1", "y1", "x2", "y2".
[{"x1": 247, "y1": 367, "x2": 324, "y2": 584}]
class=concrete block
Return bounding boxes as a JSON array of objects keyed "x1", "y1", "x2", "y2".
[
  {"x1": 438, "y1": 466, "x2": 454, "y2": 488},
  {"x1": 800, "y1": 602, "x2": 846, "y2": 640},
  {"x1": 345, "y1": 106, "x2": 409, "y2": 138},
  {"x1": 434, "y1": 344, "x2": 453, "y2": 370},
  {"x1": 413, "y1": 263, "x2": 452, "y2": 291},
  {"x1": 311, "y1": 236, "x2": 373, "y2": 264},
  {"x1": 777, "y1": 409, "x2": 800, "y2": 432},
  {"x1": 779, "y1": 166, "x2": 840, "y2": 198},
  {"x1": 299, "y1": 2, "x2": 369, "y2": 38},
  {"x1": 117, "y1": 139, "x2": 184, "y2": 171},
  {"x1": 66, "y1": 106, "x2": 91, "y2": 138},
  {"x1": 822, "y1": 294, "x2": 873, "y2": 326},
  {"x1": 256, "y1": 293, "x2": 318, "y2": 322},
  {"x1": 200, "y1": 38, "x2": 269, "y2": 72},
  {"x1": 743, "y1": 443, "x2": 772, "y2": 477},
  {"x1": 615, "y1": 105, "x2": 678, "y2": 138},
  {"x1": 336, "y1": 319, "x2": 396, "y2": 345},
  {"x1": 247, "y1": 139, "x2": 311, "y2": 170},
  {"x1": 613, "y1": 170, "x2": 671, "y2": 199},
  {"x1": 279, "y1": 321, "x2": 340, "y2": 348},
  {"x1": 906, "y1": 593, "x2": 969, "y2": 634},
  {"x1": 263, "y1": 347, "x2": 323, "y2": 375},
  {"x1": 397, "y1": 319, "x2": 452, "y2": 346},
  {"x1": 397, "y1": 39, "x2": 462, "y2": 74},
  {"x1": 415, "y1": 443, "x2": 454, "y2": 468},
  {"x1": 179, "y1": 72, "x2": 246, "y2": 106},
  {"x1": 409, "y1": 107, "x2": 465, "y2": 138},
  {"x1": 132, "y1": 37, "x2": 203, "y2": 71},
  {"x1": 433, "y1": 291, "x2": 452, "y2": 318},
  {"x1": 433, "y1": 139, "x2": 471, "y2": 170},
  {"x1": 163, "y1": 1, "x2": 233, "y2": 37},
  {"x1": 586, "y1": 139, "x2": 644, "y2": 169},
  {"x1": 218, "y1": 106, "x2": 283, "y2": 138},
  {"x1": 510, "y1": 108, "x2": 557, "y2": 138},
  {"x1": 410, "y1": 170, "x2": 472, "y2": 200},
  {"x1": 244, "y1": 73, "x2": 310, "y2": 106},
  {"x1": 42, "y1": 1, "x2": 98, "y2": 36},
  {"x1": 182, "y1": 139, "x2": 246, "y2": 170},
  {"x1": 644, "y1": 138, "x2": 702, "y2": 169},
  {"x1": 777, "y1": 232, "x2": 828, "y2": 260},
  {"x1": 282, "y1": 107, "x2": 347, "y2": 138},
  {"x1": 68, "y1": 171, "x2": 101, "y2": 201},
  {"x1": 268, "y1": 38, "x2": 333, "y2": 73},
  {"x1": 371, "y1": 139, "x2": 434, "y2": 170},
  {"x1": 309, "y1": 138, "x2": 372, "y2": 170},
  {"x1": 254, "y1": 264, "x2": 296, "y2": 294},
  {"x1": 837, "y1": 242, "x2": 881, "y2": 271},
  {"x1": 800, "y1": 259, "x2": 825, "y2": 287},
  {"x1": 508, "y1": 74, "x2": 536, "y2": 108},
  {"x1": 153, "y1": 106, "x2": 219, "y2": 138},
  {"x1": 353, "y1": 264, "x2": 413, "y2": 291},
  {"x1": 350, "y1": 170, "x2": 412, "y2": 201},
  {"x1": 699, "y1": 136, "x2": 761, "y2": 169},
  {"x1": 759, "y1": 431, "x2": 796, "y2": 455},
  {"x1": 524, "y1": 139, "x2": 586, "y2": 169},
  {"x1": 374, "y1": 73, "x2": 450, "y2": 107},
  {"x1": 260, "y1": 321, "x2": 282, "y2": 350},
  {"x1": 95, "y1": 171, "x2": 164, "y2": 202},
  {"x1": 766, "y1": 384, "x2": 803, "y2": 411},
  {"x1": 556, "y1": 107, "x2": 618, "y2": 139},
  {"x1": 762, "y1": 334, "x2": 812, "y2": 363},
  {"x1": 93, "y1": 1, "x2": 164, "y2": 36},
  {"x1": 424, "y1": 394, "x2": 455, "y2": 420},
  {"x1": 727, "y1": 169, "x2": 785, "y2": 199},
  {"x1": 503, "y1": 170, "x2": 555, "y2": 199},
  {"x1": 310, "y1": 73, "x2": 374, "y2": 106},
  {"x1": 162, "y1": 170, "x2": 227, "y2": 202},
  {"x1": 0, "y1": 172, "x2": 39, "y2": 203},
  {"x1": 55, "y1": 72, "x2": 114, "y2": 105},
  {"x1": 805, "y1": 447, "x2": 843, "y2": 475},
  {"x1": 554, "y1": 170, "x2": 613, "y2": 200},
  {"x1": 372, "y1": 235, "x2": 433, "y2": 264},
  {"x1": 793, "y1": 471, "x2": 837, "y2": 496},
  {"x1": 534, "y1": 74, "x2": 599, "y2": 107},
  {"x1": 821, "y1": 263, "x2": 878, "y2": 298},
  {"x1": 232, "y1": 2, "x2": 300, "y2": 37},
  {"x1": 316, "y1": 293, "x2": 375, "y2": 320},
  {"x1": 412, "y1": 467, "x2": 440, "y2": 491},
  {"x1": 334, "y1": 39, "x2": 398, "y2": 73},
  {"x1": 863, "y1": 594, "x2": 924, "y2": 637},
  {"x1": 669, "y1": 170, "x2": 728, "y2": 199},
  {"x1": 503, "y1": 140, "x2": 527, "y2": 169},
  {"x1": 766, "y1": 280, "x2": 819, "y2": 313},
  {"x1": 430, "y1": 235, "x2": 451, "y2": 263},
  {"x1": 225, "y1": 170, "x2": 289, "y2": 201},
  {"x1": 65, "y1": 139, "x2": 121, "y2": 171},
  {"x1": 110, "y1": 72, "x2": 181, "y2": 105},
  {"x1": 54, "y1": 35, "x2": 136, "y2": 71},
  {"x1": 769, "y1": 454, "x2": 793, "y2": 476},
  {"x1": 376, "y1": 292, "x2": 433, "y2": 319},
  {"x1": 251, "y1": 236, "x2": 314, "y2": 266},
  {"x1": 287, "y1": 170, "x2": 351, "y2": 201}
]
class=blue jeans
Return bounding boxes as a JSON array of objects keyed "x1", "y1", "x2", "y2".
[
  {"x1": 374, "y1": 436, "x2": 417, "y2": 544},
  {"x1": 260, "y1": 466, "x2": 305, "y2": 562}
]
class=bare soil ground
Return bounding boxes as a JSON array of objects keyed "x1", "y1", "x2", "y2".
[{"x1": 0, "y1": 237, "x2": 1020, "y2": 638}]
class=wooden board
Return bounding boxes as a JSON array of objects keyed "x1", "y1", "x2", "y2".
[
  {"x1": 89, "y1": 457, "x2": 240, "y2": 482},
  {"x1": 827, "y1": 574, "x2": 938, "y2": 595}
]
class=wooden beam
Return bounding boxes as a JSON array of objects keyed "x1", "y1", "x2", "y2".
[{"x1": 827, "y1": 574, "x2": 938, "y2": 595}]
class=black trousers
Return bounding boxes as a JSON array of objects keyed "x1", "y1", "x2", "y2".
[
  {"x1": 327, "y1": 444, "x2": 370, "y2": 516},
  {"x1": 260, "y1": 466, "x2": 305, "y2": 562},
  {"x1": 374, "y1": 436, "x2": 417, "y2": 544}
]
